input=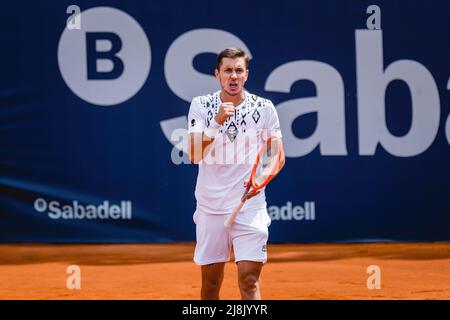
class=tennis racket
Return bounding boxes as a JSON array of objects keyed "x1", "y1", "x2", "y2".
[{"x1": 224, "y1": 136, "x2": 283, "y2": 228}]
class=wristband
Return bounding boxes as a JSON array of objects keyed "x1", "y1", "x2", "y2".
[{"x1": 204, "y1": 117, "x2": 221, "y2": 138}]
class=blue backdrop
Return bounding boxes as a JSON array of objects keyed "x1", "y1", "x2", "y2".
[{"x1": 1, "y1": 0, "x2": 449, "y2": 242}]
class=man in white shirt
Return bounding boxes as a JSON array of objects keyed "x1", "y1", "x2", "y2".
[{"x1": 188, "y1": 48, "x2": 285, "y2": 300}]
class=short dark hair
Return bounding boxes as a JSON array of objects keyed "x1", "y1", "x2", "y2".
[{"x1": 216, "y1": 48, "x2": 249, "y2": 71}]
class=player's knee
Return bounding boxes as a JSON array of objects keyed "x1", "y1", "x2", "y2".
[
  {"x1": 239, "y1": 273, "x2": 259, "y2": 291},
  {"x1": 203, "y1": 277, "x2": 222, "y2": 292}
]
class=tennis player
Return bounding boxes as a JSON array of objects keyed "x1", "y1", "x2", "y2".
[{"x1": 188, "y1": 48, "x2": 285, "y2": 300}]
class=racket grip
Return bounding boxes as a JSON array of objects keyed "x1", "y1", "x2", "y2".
[{"x1": 224, "y1": 200, "x2": 245, "y2": 228}]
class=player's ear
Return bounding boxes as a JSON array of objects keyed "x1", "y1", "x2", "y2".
[
  {"x1": 244, "y1": 68, "x2": 249, "y2": 82},
  {"x1": 214, "y1": 68, "x2": 219, "y2": 79}
]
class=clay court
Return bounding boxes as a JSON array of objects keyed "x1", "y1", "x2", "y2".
[{"x1": 1, "y1": 242, "x2": 449, "y2": 300}]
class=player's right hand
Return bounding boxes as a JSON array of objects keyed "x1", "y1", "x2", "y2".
[
  {"x1": 243, "y1": 179, "x2": 260, "y2": 200},
  {"x1": 214, "y1": 102, "x2": 235, "y2": 125}
]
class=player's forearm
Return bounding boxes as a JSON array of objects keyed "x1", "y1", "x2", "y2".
[
  {"x1": 188, "y1": 133, "x2": 215, "y2": 164},
  {"x1": 200, "y1": 135, "x2": 215, "y2": 161},
  {"x1": 189, "y1": 117, "x2": 222, "y2": 163}
]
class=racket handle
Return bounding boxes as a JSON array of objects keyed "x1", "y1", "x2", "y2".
[{"x1": 224, "y1": 200, "x2": 246, "y2": 228}]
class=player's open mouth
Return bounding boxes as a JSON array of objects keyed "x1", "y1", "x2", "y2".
[{"x1": 229, "y1": 83, "x2": 238, "y2": 89}]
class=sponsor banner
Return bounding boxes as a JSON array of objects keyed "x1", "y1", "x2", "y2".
[
  {"x1": 268, "y1": 202, "x2": 316, "y2": 221},
  {"x1": 34, "y1": 198, "x2": 132, "y2": 220},
  {"x1": 1, "y1": 0, "x2": 449, "y2": 242}
]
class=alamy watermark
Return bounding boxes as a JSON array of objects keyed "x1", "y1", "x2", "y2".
[
  {"x1": 366, "y1": 265, "x2": 382, "y2": 290},
  {"x1": 171, "y1": 128, "x2": 281, "y2": 165},
  {"x1": 66, "y1": 265, "x2": 81, "y2": 290}
]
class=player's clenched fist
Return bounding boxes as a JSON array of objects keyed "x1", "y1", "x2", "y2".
[{"x1": 214, "y1": 102, "x2": 235, "y2": 125}]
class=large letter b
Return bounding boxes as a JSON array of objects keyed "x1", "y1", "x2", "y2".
[{"x1": 86, "y1": 32, "x2": 124, "y2": 80}]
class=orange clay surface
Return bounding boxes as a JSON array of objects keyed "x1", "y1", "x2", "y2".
[{"x1": 0, "y1": 242, "x2": 449, "y2": 300}]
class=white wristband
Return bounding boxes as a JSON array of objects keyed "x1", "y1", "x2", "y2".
[{"x1": 204, "y1": 117, "x2": 221, "y2": 138}]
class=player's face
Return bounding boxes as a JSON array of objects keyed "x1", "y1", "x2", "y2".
[{"x1": 215, "y1": 57, "x2": 249, "y2": 96}]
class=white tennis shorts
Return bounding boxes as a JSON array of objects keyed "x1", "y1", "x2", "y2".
[{"x1": 193, "y1": 207, "x2": 271, "y2": 265}]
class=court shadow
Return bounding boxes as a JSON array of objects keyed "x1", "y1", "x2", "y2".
[{"x1": 0, "y1": 242, "x2": 449, "y2": 266}]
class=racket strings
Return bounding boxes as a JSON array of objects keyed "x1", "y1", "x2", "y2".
[{"x1": 253, "y1": 139, "x2": 280, "y2": 187}]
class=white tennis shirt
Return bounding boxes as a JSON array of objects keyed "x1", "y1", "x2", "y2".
[{"x1": 188, "y1": 90, "x2": 282, "y2": 215}]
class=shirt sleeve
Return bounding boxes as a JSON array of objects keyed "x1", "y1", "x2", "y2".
[
  {"x1": 263, "y1": 100, "x2": 283, "y2": 140},
  {"x1": 187, "y1": 98, "x2": 205, "y2": 134}
]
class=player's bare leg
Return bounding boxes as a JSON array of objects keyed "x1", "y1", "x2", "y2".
[
  {"x1": 201, "y1": 262, "x2": 225, "y2": 300},
  {"x1": 237, "y1": 261, "x2": 263, "y2": 300}
]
